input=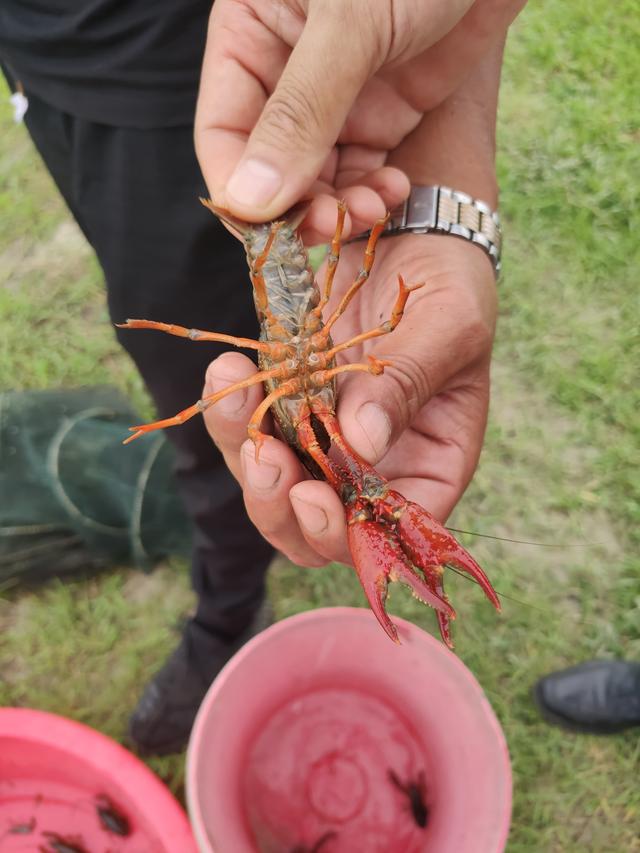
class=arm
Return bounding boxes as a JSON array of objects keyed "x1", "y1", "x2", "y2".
[
  {"x1": 388, "y1": 39, "x2": 504, "y2": 204},
  {"x1": 195, "y1": 0, "x2": 522, "y2": 243},
  {"x1": 202, "y1": 45, "x2": 505, "y2": 568}
]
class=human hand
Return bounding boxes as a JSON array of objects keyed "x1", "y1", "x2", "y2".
[
  {"x1": 195, "y1": 0, "x2": 526, "y2": 243},
  {"x1": 202, "y1": 235, "x2": 497, "y2": 568}
]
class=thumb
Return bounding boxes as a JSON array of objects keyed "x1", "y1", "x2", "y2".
[
  {"x1": 335, "y1": 363, "x2": 431, "y2": 465},
  {"x1": 222, "y1": 10, "x2": 377, "y2": 219},
  {"x1": 335, "y1": 309, "x2": 490, "y2": 464}
]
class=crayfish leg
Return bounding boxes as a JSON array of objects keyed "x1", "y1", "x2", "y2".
[
  {"x1": 323, "y1": 274, "x2": 425, "y2": 362},
  {"x1": 319, "y1": 212, "x2": 390, "y2": 338},
  {"x1": 124, "y1": 365, "x2": 294, "y2": 445},
  {"x1": 296, "y1": 416, "x2": 345, "y2": 489},
  {"x1": 247, "y1": 377, "x2": 303, "y2": 462},
  {"x1": 313, "y1": 199, "x2": 347, "y2": 316},
  {"x1": 116, "y1": 318, "x2": 288, "y2": 357}
]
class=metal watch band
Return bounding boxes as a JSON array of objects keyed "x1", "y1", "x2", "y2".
[{"x1": 371, "y1": 185, "x2": 502, "y2": 275}]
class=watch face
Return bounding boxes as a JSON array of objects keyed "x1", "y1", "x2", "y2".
[{"x1": 406, "y1": 186, "x2": 439, "y2": 231}]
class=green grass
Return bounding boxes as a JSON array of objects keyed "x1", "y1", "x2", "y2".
[{"x1": 1, "y1": 2, "x2": 639, "y2": 848}]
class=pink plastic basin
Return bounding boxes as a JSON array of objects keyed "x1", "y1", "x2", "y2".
[
  {"x1": 0, "y1": 707, "x2": 196, "y2": 852},
  {"x1": 187, "y1": 607, "x2": 511, "y2": 853}
]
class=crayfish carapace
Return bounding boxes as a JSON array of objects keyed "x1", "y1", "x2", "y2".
[{"x1": 118, "y1": 200, "x2": 500, "y2": 646}]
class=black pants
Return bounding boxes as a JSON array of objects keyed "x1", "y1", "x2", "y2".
[{"x1": 18, "y1": 86, "x2": 274, "y2": 639}]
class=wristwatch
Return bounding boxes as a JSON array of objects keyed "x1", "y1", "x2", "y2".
[{"x1": 357, "y1": 185, "x2": 502, "y2": 276}]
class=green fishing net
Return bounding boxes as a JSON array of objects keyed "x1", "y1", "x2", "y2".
[{"x1": 0, "y1": 386, "x2": 192, "y2": 587}]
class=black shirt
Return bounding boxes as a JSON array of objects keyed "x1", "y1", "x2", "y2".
[{"x1": 0, "y1": 0, "x2": 212, "y2": 128}]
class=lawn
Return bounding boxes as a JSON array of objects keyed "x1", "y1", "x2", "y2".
[{"x1": 1, "y1": 2, "x2": 639, "y2": 850}]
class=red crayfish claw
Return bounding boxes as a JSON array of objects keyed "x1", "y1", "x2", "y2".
[{"x1": 346, "y1": 489, "x2": 501, "y2": 647}]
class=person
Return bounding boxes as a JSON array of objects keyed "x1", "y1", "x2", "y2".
[
  {"x1": 535, "y1": 660, "x2": 640, "y2": 734},
  {"x1": 0, "y1": 0, "x2": 525, "y2": 754}
]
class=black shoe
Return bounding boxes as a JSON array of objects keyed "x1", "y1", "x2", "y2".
[
  {"x1": 128, "y1": 602, "x2": 273, "y2": 755},
  {"x1": 534, "y1": 660, "x2": 640, "y2": 734}
]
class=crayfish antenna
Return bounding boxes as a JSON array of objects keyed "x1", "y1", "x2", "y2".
[
  {"x1": 347, "y1": 513, "x2": 455, "y2": 644},
  {"x1": 200, "y1": 198, "x2": 252, "y2": 241},
  {"x1": 200, "y1": 197, "x2": 311, "y2": 240}
]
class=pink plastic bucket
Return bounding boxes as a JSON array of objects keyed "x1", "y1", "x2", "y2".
[
  {"x1": 187, "y1": 607, "x2": 511, "y2": 853},
  {"x1": 0, "y1": 707, "x2": 196, "y2": 851}
]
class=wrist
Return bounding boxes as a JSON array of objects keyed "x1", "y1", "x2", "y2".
[
  {"x1": 377, "y1": 233, "x2": 498, "y2": 361},
  {"x1": 383, "y1": 185, "x2": 502, "y2": 275},
  {"x1": 389, "y1": 114, "x2": 498, "y2": 207},
  {"x1": 388, "y1": 41, "x2": 504, "y2": 207}
]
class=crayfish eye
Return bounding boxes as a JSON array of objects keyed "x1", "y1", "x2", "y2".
[{"x1": 341, "y1": 483, "x2": 358, "y2": 506}]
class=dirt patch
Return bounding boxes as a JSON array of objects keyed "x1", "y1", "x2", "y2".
[
  {"x1": 0, "y1": 594, "x2": 35, "y2": 637},
  {"x1": 0, "y1": 596, "x2": 36, "y2": 686},
  {"x1": 470, "y1": 359, "x2": 625, "y2": 584},
  {"x1": 121, "y1": 563, "x2": 194, "y2": 612},
  {"x1": 1, "y1": 220, "x2": 90, "y2": 292}
]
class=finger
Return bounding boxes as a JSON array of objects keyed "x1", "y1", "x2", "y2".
[
  {"x1": 297, "y1": 192, "x2": 355, "y2": 247},
  {"x1": 299, "y1": 187, "x2": 387, "y2": 246},
  {"x1": 195, "y1": 3, "x2": 290, "y2": 205},
  {"x1": 204, "y1": 353, "x2": 328, "y2": 566},
  {"x1": 216, "y1": 7, "x2": 381, "y2": 220},
  {"x1": 298, "y1": 171, "x2": 410, "y2": 245},
  {"x1": 202, "y1": 352, "x2": 268, "y2": 482},
  {"x1": 240, "y1": 440, "x2": 328, "y2": 568},
  {"x1": 336, "y1": 340, "x2": 487, "y2": 467},
  {"x1": 289, "y1": 480, "x2": 352, "y2": 565},
  {"x1": 334, "y1": 349, "x2": 446, "y2": 467},
  {"x1": 334, "y1": 163, "x2": 411, "y2": 210}
]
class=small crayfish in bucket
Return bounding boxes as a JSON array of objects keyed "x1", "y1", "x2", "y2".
[{"x1": 118, "y1": 200, "x2": 500, "y2": 646}]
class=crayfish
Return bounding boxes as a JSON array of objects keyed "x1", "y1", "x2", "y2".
[
  {"x1": 388, "y1": 769, "x2": 429, "y2": 828},
  {"x1": 39, "y1": 832, "x2": 88, "y2": 853},
  {"x1": 118, "y1": 200, "x2": 500, "y2": 645},
  {"x1": 95, "y1": 794, "x2": 131, "y2": 836}
]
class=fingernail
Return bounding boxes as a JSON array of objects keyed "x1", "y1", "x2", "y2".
[
  {"x1": 355, "y1": 402, "x2": 391, "y2": 459},
  {"x1": 206, "y1": 373, "x2": 248, "y2": 416},
  {"x1": 202, "y1": 362, "x2": 247, "y2": 416},
  {"x1": 242, "y1": 445, "x2": 281, "y2": 491},
  {"x1": 226, "y1": 158, "x2": 283, "y2": 209},
  {"x1": 290, "y1": 494, "x2": 328, "y2": 535}
]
